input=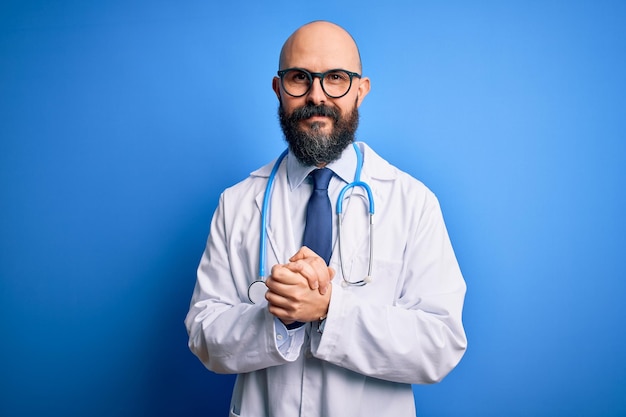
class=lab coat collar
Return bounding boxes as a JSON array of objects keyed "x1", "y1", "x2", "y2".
[{"x1": 353, "y1": 142, "x2": 397, "y2": 182}]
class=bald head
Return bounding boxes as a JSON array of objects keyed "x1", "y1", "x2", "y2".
[
  {"x1": 272, "y1": 21, "x2": 371, "y2": 166},
  {"x1": 279, "y1": 21, "x2": 362, "y2": 73}
]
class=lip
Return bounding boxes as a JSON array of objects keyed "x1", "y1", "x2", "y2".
[
  {"x1": 300, "y1": 117, "x2": 331, "y2": 132},
  {"x1": 301, "y1": 116, "x2": 330, "y2": 129},
  {"x1": 305, "y1": 115, "x2": 330, "y2": 122}
]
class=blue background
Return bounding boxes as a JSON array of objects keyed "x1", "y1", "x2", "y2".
[{"x1": 1, "y1": 1, "x2": 625, "y2": 416}]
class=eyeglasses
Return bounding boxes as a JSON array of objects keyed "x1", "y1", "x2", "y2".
[{"x1": 277, "y1": 68, "x2": 361, "y2": 99}]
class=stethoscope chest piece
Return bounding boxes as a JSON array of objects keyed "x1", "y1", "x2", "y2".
[{"x1": 248, "y1": 280, "x2": 268, "y2": 304}]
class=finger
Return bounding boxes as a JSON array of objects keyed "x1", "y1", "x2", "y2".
[
  {"x1": 265, "y1": 289, "x2": 303, "y2": 322},
  {"x1": 269, "y1": 263, "x2": 303, "y2": 285},
  {"x1": 292, "y1": 257, "x2": 333, "y2": 294},
  {"x1": 264, "y1": 278, "x2": 287, "y2": 296},
  {"x1": 267, "y1": 279, "x2": 332, "y2": 323},
  {"x1": 265, "y1": 288, "x2": 291, "y2": 307},
  {"x1": 285, "y1": 258, "x2": 334, "y2": 294},
  {"x1": 265, "y1": 295, "x2": 293, "y2": 321},
  {"x1": 289, "y1": 246, "x2": 318, "y2": 262},
  {"x1": 284, "y1": 260, "x2": 320, "y2": 290},
  {"x1": 319, "y1": 267, "x2": 335, "y2": 295},
  {"x1": 267, "y1": 303, "x2": 297, "y2": 324},
  {"x1": 270, "y1": 263, "x2": 288, "y2": 278}
]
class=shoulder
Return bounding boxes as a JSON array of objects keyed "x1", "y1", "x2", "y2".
[
  {"x1": 360, "y1": 143, "x2": 445, "y2": 232},
  {"x1": 219, "y1": 153, "x2": 286, "y2": 203},
  {"x1": 360, "y1": 142, "x2": 434, "y2": 198}
]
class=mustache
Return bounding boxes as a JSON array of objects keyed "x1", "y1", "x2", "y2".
[{"x1": 290, "y1": 104, "x2": 340, "y2": 122}]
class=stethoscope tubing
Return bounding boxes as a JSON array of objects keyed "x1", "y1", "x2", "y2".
[
  {"x1": 252, "y1": 143, "x2": 374, "y2": 303},
  {"x1": 258, "y1": 149, "x2": 289, "y2": 280}
]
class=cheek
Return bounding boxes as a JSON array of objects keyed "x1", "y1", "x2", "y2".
[
  {"x1": 337, "y1": 103, "x2": 356, "y2": 118},
  {"x1": 280, "y1": 95, "x2": 304, "y2": 114},
  {"x1": 336, "y1": 93, "x2": 359, "y2": 114}
]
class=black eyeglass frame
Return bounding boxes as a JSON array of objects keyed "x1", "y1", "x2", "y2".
[{"x1": 277, "y1": 67, "x2": 362, "y2": 99}]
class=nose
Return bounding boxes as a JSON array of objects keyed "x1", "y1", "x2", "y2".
[{"x1": 306, "y1": 76, "x2": 326, "y2": 105}]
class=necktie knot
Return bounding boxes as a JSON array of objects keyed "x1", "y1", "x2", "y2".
[{"x1": 311, "y1": 168, "x2": 333, "y2": 191}]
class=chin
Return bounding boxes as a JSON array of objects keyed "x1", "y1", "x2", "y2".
[{"x1": 306, "y1": 121, "x2": 333, "y2": 133}]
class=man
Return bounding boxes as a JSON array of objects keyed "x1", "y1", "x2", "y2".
[{"x1": 185, "y1": 21, "x2": 467, "y2": 417}]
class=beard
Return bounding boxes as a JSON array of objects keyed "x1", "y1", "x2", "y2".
[{"x1": 278, "y1": 102, "x2": 359, "y2": 167}]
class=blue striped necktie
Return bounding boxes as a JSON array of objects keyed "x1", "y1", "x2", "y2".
[
  {"x1": 285, "y1": 168, "x2": 333, "y2": 330},
  {"x1": 302, "y1": 168, "x2": 333, "y2": 265}
]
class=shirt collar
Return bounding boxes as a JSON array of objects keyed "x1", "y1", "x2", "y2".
[{"x1": 287, "y1": 144, "x2": 358, "y2": 190}]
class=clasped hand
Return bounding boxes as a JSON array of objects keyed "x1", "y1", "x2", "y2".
[{"x1": 265, "y1": 246, "x2": 334, "y2": 325}]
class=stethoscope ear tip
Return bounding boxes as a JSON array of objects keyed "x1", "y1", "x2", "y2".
[{"x1": 364, "y1": 276, "x2": 372, "y2": 284}]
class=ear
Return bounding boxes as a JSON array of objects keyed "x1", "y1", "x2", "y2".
[
  {"x1": 272, "y1": 76, "x2": 281, "y2": 100},
  {"x1": 355, "y1": 76, "x2": 371, "y2": 107}
]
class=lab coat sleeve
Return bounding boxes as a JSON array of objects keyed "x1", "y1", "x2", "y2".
[
  {"x1": 310, "y1": 189, "x2": 467, "y2": 384},
  {"x1": 185, "y1": 191, "x2": 300, "y2": 374}
]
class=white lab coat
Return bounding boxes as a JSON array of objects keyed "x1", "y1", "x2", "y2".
[{"x1": 185, "y1": 142, "x2": 467, "y2": 417}]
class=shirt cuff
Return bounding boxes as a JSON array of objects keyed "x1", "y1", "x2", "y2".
[{"x1": 273, "y1": 317, "x2": 306, "y2": 360}]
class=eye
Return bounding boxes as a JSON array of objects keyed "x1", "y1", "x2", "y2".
[
  {"x1": 288, "y1": 70, "x2": 309, "y2": 83},
  {"x1": 324, "y1": 71, "x2": 349, "y2": 84}
]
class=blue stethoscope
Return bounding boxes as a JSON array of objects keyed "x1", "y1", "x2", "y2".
[{"x1": 247, "y1": 143, "x2": 375, "y2": 304}]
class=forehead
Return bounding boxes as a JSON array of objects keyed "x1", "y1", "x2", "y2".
[{"x1": 280, "y1": 23, "x2": 361, "y2": 72}]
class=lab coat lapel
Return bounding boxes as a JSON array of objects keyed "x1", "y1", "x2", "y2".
[
  {"x1": 335, "y1": 143, "x2": 394, "y2": 281},
  {"x1": 254, "y1": 162, "x2": 297, "y2": 269}
]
